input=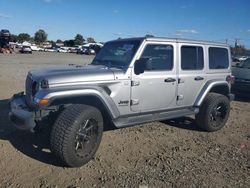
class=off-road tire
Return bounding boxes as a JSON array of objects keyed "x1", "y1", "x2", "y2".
[
  {"x1": 50, "y1": 104, "x2": 103, "y2": 167},
  {"x1": 195, "y1": 92, "x2": 230, "y2": 132}
]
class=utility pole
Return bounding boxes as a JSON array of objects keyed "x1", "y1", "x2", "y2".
[{"x1": 235, "y1": 38, "x2": 238, "y2": 48}]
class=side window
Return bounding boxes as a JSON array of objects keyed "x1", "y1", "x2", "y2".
[
  {"x1": 141, "y1": 44, "x2": 173, "y2": 71},
  {"x1": 209, "y1": 47, "x2": 229, "y2": 69},
  {"x1": 181, "y1": 46, "x2": 204, "y2": 70}
]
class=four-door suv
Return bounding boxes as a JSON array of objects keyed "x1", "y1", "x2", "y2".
[{"x1": 9, "y1": 37, "x2": 234, "y2": 167}]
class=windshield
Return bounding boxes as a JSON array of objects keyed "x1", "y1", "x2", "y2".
[
  {"x1": 92, "y1": 40, "x2": 141, "y2": 69},
  {"x1": 238, "y1": 58, "x2": 250, "y2": 68}
]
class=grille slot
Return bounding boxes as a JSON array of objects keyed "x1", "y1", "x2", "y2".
[
  {"x1": 25, "y1": 75, "x2": 33, "y2": 97},
  {"x1": 31, "y1": 81, "x2": 38, "y2": 96},
  {"x1": 25, "y1": 75, "x2": 34, "y2": 107}
]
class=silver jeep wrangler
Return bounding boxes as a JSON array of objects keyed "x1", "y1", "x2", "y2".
[{"x1": 9, "y1": 37, "x2": 234, "y2": 167}]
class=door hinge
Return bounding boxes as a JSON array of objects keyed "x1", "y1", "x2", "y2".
[
  {"x1": 131, "y1": 99, "x2": 139, "y2": 105},
  {"x1": 131, "y1": 80, "x2": 140, "y2": 86},
  {"x1": 177, "y1": 95, "x2": 184, "y2": 100},
  {"x1": 178, "y1": 78, "x2": 184, "y2": 84}
]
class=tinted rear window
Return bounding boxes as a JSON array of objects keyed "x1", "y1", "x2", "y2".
[{"x1": 209, "y1": 47, "x2": 229, "y2": 69}]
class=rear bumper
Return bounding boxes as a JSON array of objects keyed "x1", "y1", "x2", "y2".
[
  {"x1": 9, "y1": 92, "x2": 36, "y2": 131},
  {"x1": 232, "y1": 81, "x2": 250, "y2": 94}
]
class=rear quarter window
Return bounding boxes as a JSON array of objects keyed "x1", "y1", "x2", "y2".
[{"x1": 209, "y1": 47, "x2": 229, "y2": 69}]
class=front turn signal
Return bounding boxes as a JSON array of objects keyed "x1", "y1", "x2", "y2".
[{"x1": 38, "y1": 98, "x2": 49, "y2": 105}]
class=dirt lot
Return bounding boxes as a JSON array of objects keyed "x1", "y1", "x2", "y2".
[{"x1": 0, "y1": 52, "x2": 249, "y2": 187}]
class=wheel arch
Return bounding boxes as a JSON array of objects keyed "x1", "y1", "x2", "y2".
[
  {"x1": 195, "y1": 80, "x2": 230, "y2": 107},
  {"x1": 50, "y1": 95, "x2": 117, "y2": 121},
  {"x1": 36, "y1": 88, "x2": 120, "y2": 120}
]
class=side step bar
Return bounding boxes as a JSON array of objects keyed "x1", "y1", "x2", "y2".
[{"x1": 113, "y1": 107, "x2": 199, "y2": 128}]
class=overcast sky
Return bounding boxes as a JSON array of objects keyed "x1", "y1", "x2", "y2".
[{"x1": 1, "y1": 0, "x2": 250, "y2": 47}]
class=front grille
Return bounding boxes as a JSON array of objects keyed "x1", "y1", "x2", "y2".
[
  {"x1": 25, "y1": 75, "x2": 33, "y2": 98},
  {"x1": 25, "y1": 75, "x2": 35, "y2": 108}
]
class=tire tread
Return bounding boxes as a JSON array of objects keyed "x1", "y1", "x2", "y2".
[
  {"x1": 196, "y1": 92, "x2": 230, "y2": 132},
  {"x1": 50, "y1": 104, "x2": 102, "y2": 167}
]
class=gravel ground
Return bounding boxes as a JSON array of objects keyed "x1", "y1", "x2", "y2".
[{"x1": 0, "y1": 52, "x2": 249, "y2": 188}]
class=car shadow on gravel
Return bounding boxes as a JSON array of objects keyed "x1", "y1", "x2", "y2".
[
  {"x1": 0, "y1": 99, "x2": 64, "y2": 167},
  {"x1": 161, "y1": 117, "x2": 204, "y2": 132},
  {"x1": 0, "y1": 98, "x2": 202, "y2": 167}
]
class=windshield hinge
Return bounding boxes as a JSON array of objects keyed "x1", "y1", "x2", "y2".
[
  {"x1": 131, "y1": 80, "x2": 140, "y2": 86},
  {"x1": 131, "y1": 99, "x2": 139, "y2": 105}
]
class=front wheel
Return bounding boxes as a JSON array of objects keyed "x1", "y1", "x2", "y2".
[
  {"x1": 50, "y1": 104, "x2": 103, "y2": 167},
  {"x1": 195, "y1": 92, "x2": 230, "y2": 132}
]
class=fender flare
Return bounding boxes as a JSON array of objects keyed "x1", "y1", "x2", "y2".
[
  {"x1": 194, "y1": 80, "x2": 230, "y2": 107},
  {"x1": 34, "y1": 86, "x2": 120, "y2": 119}
]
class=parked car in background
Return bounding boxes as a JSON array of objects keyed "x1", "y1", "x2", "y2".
[
  {"x1": 30, "y1": 45, "x2": 43, "y2": 51},
  {"x1": 76, "y1": 47, "x2": 85, "y2": 54},
  {"x1": 57, "y1": 47, "x2": 68, "y2": 53},
  {"x1": 85, "y1": 47, "x2": 95, "y2": 55},
  {"x1": 76, "y1": 48, "x2": 81, "y2": 54},
  {"x1": 232, "y1": 58, "x2": 250, "y2": 94},
  {"x1": 76, "y1": 47, "x2": 95, "y2": 55},
  {"x1": 19, "y1": 46, "x2": 32, "y2": 54},
  {"x1": 238, "y1": 56, "x2": 249, "y2": 61},
  {"x1": 44, "y1": 47, "x2": 56, "y2": 52},
  {"x1": 232, "y1": 56, "x2": 240, "y2": 66},
  {"x1": 68, "y1": 48, "x2": 77, "y2": 53}
]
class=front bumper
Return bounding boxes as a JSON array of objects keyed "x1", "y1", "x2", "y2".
[{"x1": 9, "y1": 92, "x2": 36, "y2": 131}]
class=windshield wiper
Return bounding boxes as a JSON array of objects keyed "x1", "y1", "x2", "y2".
[
  {"x1": 92, "y1": 59, "x2": 103, "y2": 65},
  {"x1": 91, "y1": 60, "x2": 111, "y2": 69},
  {"x1": 92, "y1": 59, "x2": 124, "y2": 69}
]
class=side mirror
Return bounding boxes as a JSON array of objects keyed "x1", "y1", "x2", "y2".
[{"x1": 134, "y1": 57, "x2": 150, "y2": 75}]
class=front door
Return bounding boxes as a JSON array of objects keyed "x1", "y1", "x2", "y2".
[{"x1": 131, "y1": 42, "x2": 177, "y2": 112}]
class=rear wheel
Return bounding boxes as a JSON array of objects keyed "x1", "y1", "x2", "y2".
[
  {"x1": 50, "y1": 104, "x2": 103, "y2": 167},
  {"x1": 195, "y1": 92, "x2": 230, "y2": 132}
]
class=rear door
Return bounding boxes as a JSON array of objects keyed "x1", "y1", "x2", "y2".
[{"x1": 177, "y1": 44, "x2": 207, "y2": 106}]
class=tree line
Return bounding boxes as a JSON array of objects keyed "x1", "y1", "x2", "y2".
[
  {"x1": 231, "y1": 45, "x2": 250, "y2": 56},
  {"x1": 11, "y1": 29, "x2": 96, "y2": 47}
]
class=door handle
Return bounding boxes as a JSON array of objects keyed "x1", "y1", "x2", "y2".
[
  {"x1": 164, "y1": 78, "x2": 176, "y2": 82},
  {"x1": 194, "y1": 76, "x2": 204, "y2": 81}
]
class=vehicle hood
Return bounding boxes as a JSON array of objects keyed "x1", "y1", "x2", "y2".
[
  {"x1": 232, "y1": 67, "x2": 250, "y2": 80},
  {"x1": 29, "y1": 64, "x2": 116, "y2": 85}
]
